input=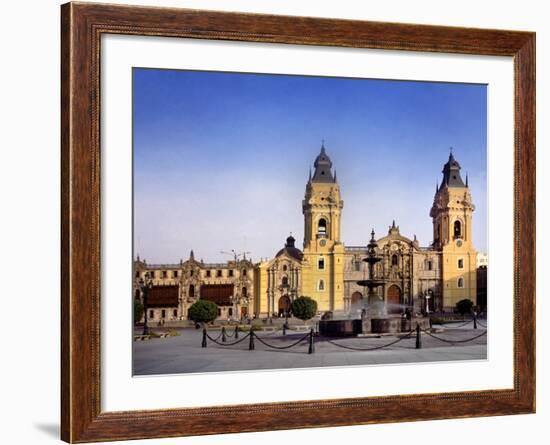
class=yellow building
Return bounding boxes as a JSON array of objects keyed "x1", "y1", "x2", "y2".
[
  {"x1": 301, "y1": 145, "x2": 346, "y2": 312},
  {"x1": 133, "y1": 146, "x2": 480, "y2": 320},
  {"x1": 430, "y1": 151, "x2": 477, "y2": 309}
]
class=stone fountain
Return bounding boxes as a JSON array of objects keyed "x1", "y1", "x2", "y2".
[
  {"x1": 317, "y1": 229, "x2": 430, "y2": 337},
  {"x1": 356, "y1": 230, "x2": 386, "y2": 320}
]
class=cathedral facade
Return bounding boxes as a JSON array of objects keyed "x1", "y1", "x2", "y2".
[{"x1": 133, "y1": 145, "x2": 478, "y2": 322}]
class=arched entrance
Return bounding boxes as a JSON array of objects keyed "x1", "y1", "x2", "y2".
[
  {"x1": 278, "y1": 296, "x2": 291, "y2": 316},
  {"x1": 386, "y1": 285, "x2": 402, "y2": 314}
]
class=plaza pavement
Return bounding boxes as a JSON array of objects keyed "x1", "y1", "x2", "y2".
[{"x1": 133, "y1": 321, "x2": 487, "y2": 375}]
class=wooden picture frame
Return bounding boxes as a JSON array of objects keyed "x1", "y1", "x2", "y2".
[{"x1": 61, "y1": 2, "x2": 535, "y2": 442}]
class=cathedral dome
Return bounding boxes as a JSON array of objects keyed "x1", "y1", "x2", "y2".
[
  {"x1": 276, "y1": 235, "x2": 303, "y2": 261},
  {"x1": 440, "y1": 150, "x2": 466, "y2": 188},
  {"x1": 311, "y1": 143, "x2": 336, "y2": 183}
]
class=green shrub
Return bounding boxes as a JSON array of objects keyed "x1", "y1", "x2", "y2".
[
  {"x1": 291, "y1": 296, "x2": 318, "y2": 321},
  {"x1": 133, "y1": 299, "x2": 144, "y2": 324},
  {"x1": 188, "y1": 300, "x2": 218, "y2": 324},
  {"x1": 456, "y1": 299, "x2": 474, "y2": 316}
]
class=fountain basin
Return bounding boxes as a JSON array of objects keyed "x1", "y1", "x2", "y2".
[
  {"x1": 318, "y1": 319, "x2": 362, "y2": 337},
  {"x1": 369, "y1": 316, "x2": 431, "y2": 334}
]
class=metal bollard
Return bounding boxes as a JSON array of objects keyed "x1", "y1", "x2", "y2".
[
  {"x1": 202, "y1": 328, "x2": 207, "y2": 348},
  {"x1": 235, "y1": 324, "x2": 239, "y2": 339},
  {"x1": 415, "y1": 324, "x2": 422, "y2": 349},
  {"x1": 473, "y1": 313, "x2": 478, "y2": 330},
  {"x1": 222, "y1": 326, "x2": 227, "y2": 342},
  {"x1": 249, "y1": 327, "x2": 255, "y2": 350},
  {"x1": 283, "y1": 324, "x2": 287, "y2": 336},
  {"x1": 308, "y1": 328, "x2": 315, "y2": 354}
]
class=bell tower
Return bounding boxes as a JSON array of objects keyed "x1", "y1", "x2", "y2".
[
  {"x1": 430, "y1": 149, "x2": 477, "y2": 310},
  {"x1": 301, "y1": 143, "x2": 345, "y2": 312},
  {"x1": 302, "y1": 143, "x2": 343, "y2": 250}
]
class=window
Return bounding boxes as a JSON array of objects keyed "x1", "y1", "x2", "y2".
[
  {"x1": 173, "y1": 309, "x2": 177, "y2": 317},
  {"x1": 242, "y1": 268, "x2": 247, "y2": 277},
  {"x1": 229, "y1": 269, "x2": 234, "y2": 277},
  {"x1": 454, "y1": 220, "x2": 462, "y2": 239},
  {"x1": 317, "y1": 218, "x2": 327, "y2": 235},
  {"x1": 392, "y1": 254, "x2": 398, "y2": 266},
  {"x1": 135, "y1": 271, "x2": 140, "y2": 278},
  {"x1": 189, "y1": 285, "x2": 195, "y2": 298},
  {"x1": 457, "y1": 277, "x2": 464, "y2": 288},
  {"x1": 318, "y1": 279, "x2": 325, "y2": 291},
  {"x1": 458, "y1": 258, "x2": 464, "y2": 269},
  {"x1": 149, "y1": 310, "x2": 154, "y2": 318},
  {"x1": 189, "y1": 270, "x2": 193, "y2": 277},
  {"x1": 217, "y1": 270, "x2": 222, "y2": 277},
  {"x1": 425, "y1": 260, "x2": 432, "y2": 271},
  {"x1": 282, "y1": 276, "x2": 289, "y2": 287},
  {"x1": 242, "y1": 287, "x2": 247, "y2": 298},
  {"x1": 318, "y1": 258, "x2": 325, "y2": 270},
  {"x1": 206, "y1": 270, "x2": 211, "y2": 277},
  {"x1": 173, "y1": 270, "x2": 178, "y2": 278},
  {"x1": 283, "y1": 265, "x2": 287, "y2": 272},
  {"x1": 228, "y1": 308, "x2": 233, "y2": 317},
  {"x1": 354, "y1": 260, "x2": 361, "y2": 272},
  {"x1": 161, "y1": 309, "x2": 166, "y2": 319},
  {"x1": 217, "y1": 308, "x2": 221, "y2": 316},
  {"x1": 162, "y1": 270, "x2": 167, "y2": 278}
]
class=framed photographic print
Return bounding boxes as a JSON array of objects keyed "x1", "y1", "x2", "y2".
[{"x1": 61, "y1": 2, "x2": 535, "y2": 442}]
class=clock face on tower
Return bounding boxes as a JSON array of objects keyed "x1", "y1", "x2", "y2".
[
  {"x1": 456, "y1": 239, "x2": 463, "y2": 248},
  {"x1": 319, "y1": 239, "x2": 326, "y2": 247}
]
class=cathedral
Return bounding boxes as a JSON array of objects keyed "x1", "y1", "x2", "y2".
[{"x1": 134, "y1": 144, "x2": 478, "y2": 322}]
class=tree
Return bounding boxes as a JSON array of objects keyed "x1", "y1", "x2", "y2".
[
  {"x1": 134, "y1": 299, "x2": 144, "y2": 324},
  {"x1": 291, "y1": 296, "x2": 318, "y2": 321},
  {"x1": 456, "y1": 299, "x2": 474, "y2": 316},
  {"x1": 188, "y1": 300, "x2": 218, "y2": 324}
]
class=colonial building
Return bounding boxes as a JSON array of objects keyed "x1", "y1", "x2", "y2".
[
  {"x1": 134, "y1": 145, "x2": 479, "y2": 321},
  {"x1": 134, "y1": 251, "x2": 255, "y2": 322}
]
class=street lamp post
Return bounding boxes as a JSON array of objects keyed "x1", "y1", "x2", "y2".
[
  {"x1": 425, "y1": 289, "x2": 432, "y2": 315},
  {"x1": 140, "y1": 272, "x2": 153, "y2": 335}
]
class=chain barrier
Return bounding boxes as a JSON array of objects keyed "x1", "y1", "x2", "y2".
[
  {"x1": 318, "y1": 330, "x2": 415, "y2": 351},
  {"x1": 206, "y1": 331, "x2": 251, "y2": 346},
  {"x1": 254, "y1": 332, "x2": 311, "y2": 350},
  {"x1": 421, "y1": 328, "x2": 487, "y2": 344},
  {"x1": 208, "y1": 330, "x2": 223, "y2": 342},
  {"x1": 202, "y1": 323, "x2": 486, "y2": 352},
  {"x1": 434, "y1": 319, "x2": 475, "y2": 328}
]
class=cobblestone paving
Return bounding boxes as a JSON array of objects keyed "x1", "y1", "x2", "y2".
[{"x1": 133, "y1": 322, "x2": 487, "y2": 375}]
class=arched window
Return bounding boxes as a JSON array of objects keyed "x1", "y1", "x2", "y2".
[
  {"x1": 281, "y1": 276, "x2": 289, "y2": 287},
  {"x1": 242, "y1": 287, "x2": 247, "y2": 298},
  {"x1": 318, "y1": 218, "x2": 327, "y2": 235},
  {"x1": 282, "y1": 265, "x2": 287, "y2": 272},
  {"x1": 454, "y1": 220, "x2": 462, "y2": 239},
  {"x1": 457, "y1": 277, "x2": 464, "y2": 288},
  {"x1": 242, "y1": 269, "x2": 247, "y2": 277},
  {"x1": 391, "y1": 254, "x2": 398, "y2": 266},
  {"x1": 318, "y1": 279, "x2": 325, "y2": 291},
  {"x1": 189, "y1": 285, "x2": 195, "y2": 298}
]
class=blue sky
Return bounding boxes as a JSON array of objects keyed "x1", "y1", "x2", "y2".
[{"x1": 133, "y1": 68, "x2": 487, "y2": 264}]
